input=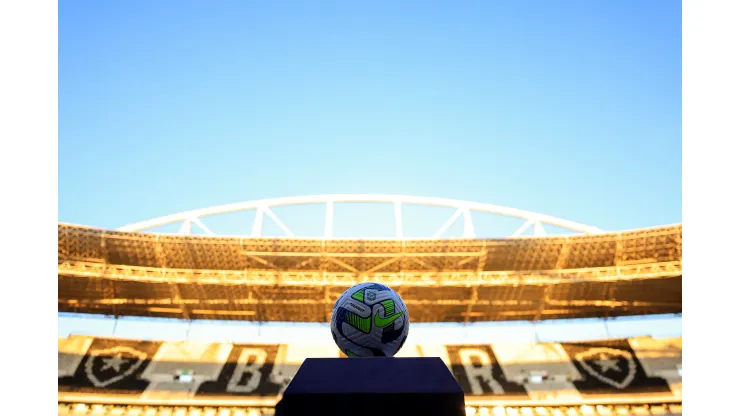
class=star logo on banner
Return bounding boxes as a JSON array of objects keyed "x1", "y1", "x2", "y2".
[
  {"x1": 100, "y1": 354, "x2": 128, "y2": 372},
  {"x1": 85, "y1": 347, "x2": 148, "y2": 388},
  {"x1": 594, "y1": 354, "x2": 621, "y2": 373},
  {"x1": 574, "y1": 347, "x2": 636, "y2": 389}
]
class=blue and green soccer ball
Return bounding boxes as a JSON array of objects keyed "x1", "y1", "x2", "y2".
[{"x1": 330, "y1": 282, "x2": 409, "y2": 357}]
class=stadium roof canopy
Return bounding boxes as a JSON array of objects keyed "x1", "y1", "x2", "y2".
[{"x1": 58, "y1": 195, "x2": 681, "y2": 323}]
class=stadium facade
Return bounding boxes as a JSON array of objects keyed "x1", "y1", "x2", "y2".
[{"x1": 58, "y1": 196, "x2": 682, "y2": 416}]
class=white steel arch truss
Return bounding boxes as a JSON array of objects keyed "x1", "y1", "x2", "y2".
[{"x1": 117, "y1": 194, "x2": 604, "y2": 239}]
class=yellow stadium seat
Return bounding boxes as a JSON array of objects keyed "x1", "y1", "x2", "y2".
[
  {"x1": 630, "y1": 406, "x2": 650, "y2": 416},
  {"x1": 142, "y1": 408, "x2": 158, "y2": 416},
  {"x1": 108, "y1": 406, "x2": 126, "y2": 416},
  {"x1": 157, "y1": 408, "x2": 173, "y2": 416},
  {"x1": 668, "y1": 404, "x2": 682, "y2": 416},
  {"x1": 71, "y1": 403, "x2": 88, "y2": 416},
  {"x1": 650, "y1": 405, "x2": 668, "y2": 415},
  {"x1": 507, "y1": 407, "x2": 522, "y2": 416},
  {"x1": 613, "y1": 406, "x2": 631, "y2": 416},
  {"x1": 125, "y1": 407, "x2": 143, "y2": 416},
  {"x1": 535, "y1": 407, "x2": 551, "y2": 416},
  {"x1": 595, "y1": 405, "x2": 614, "y2": 416},
  {"x1": 565, "y1": 407, "x2": 580, "y2": 416},
  {"x1": 201, "y1": 408, "x2": 217, "y2": 416},
  {"x1": 89, "y1": 405, "x2": 106, "y2": 416}
]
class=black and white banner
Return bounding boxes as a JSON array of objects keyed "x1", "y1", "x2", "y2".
[
  {"x1": 560, "y1": 339, "x2": 673, "y2": 396},
  {"x1": 445, "y1": 345, "x2": 528, "y2": 398},
  {"x1": 196, "y1": 344, "x2": 282, "y2": 396},
  {"x1": 58, "y1": 336, "x2": 681, "y2": 402},
  {"x1": 58, "y1": 337, "x2": 161, "y2": 395}
]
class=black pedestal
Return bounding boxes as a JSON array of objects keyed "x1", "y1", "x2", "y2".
[{"x1": 274, "y1": 357, "x2": 465, "y2": 416}]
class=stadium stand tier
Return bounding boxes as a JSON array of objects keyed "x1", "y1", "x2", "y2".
[
  {"x1": 58, "y1": 335, "x2": 681, "y2": 408},
  {"x1": 59, "y1": 224, "x2": 681, "y2": 322},
  {"x1": 57, "y1": 403, "x2": 683, "y2": 416}
]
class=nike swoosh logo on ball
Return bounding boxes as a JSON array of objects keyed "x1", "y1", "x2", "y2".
[{"x1": 374, "y1": 310, "x2": 404, "y2": 327}]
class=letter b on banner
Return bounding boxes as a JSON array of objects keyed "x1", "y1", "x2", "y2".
[{"x1": 227, "y1": 348, "x2": 268, "y2": 393}]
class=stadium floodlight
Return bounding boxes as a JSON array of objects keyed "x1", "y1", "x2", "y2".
[{"x1": 116, "y1": 194, "x2": 605, "y2": 239}]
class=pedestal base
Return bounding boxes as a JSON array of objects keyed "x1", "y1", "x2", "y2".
[{"x1": 275, "y1": 357, "x2": 465, "y2": 416}]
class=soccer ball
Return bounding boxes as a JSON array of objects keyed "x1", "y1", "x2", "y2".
[{"x1": 330, "y1": 282, "x2": 409, "y2": 357}]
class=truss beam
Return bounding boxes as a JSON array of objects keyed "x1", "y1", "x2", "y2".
[
  {"x1": 238, "y1": 250, "x2": 487, "y2": 258},
  {"x1": 58, "y1": 297, "x2": 680, "y2": 309},
  {"x1": 115, "y1": 194, "x2": 608, "y2": 238},
  {"x1": 58, "y1": 260, "x2": 682, "y2": 286}
]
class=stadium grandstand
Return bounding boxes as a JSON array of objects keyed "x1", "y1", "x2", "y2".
[{"x1": 58, "y1": 195, "x2": 682, "y2": 416}]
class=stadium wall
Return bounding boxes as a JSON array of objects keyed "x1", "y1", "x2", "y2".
[{"x1": 59, "y1": 335, "x2": 681, "y2": 407}]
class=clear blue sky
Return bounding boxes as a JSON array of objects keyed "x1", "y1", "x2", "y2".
[
  {"x1": 59, "y1": 0, "x2": 681, "y2": 235},
  {"x1": 58, "y1": 1, "x2": 682, "y2": 341}
]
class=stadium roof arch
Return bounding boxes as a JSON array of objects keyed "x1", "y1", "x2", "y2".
[{"x1": 116, "y1": 194, "x2": 605, "y2": 239}]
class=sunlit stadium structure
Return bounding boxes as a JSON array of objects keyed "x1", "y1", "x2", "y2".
[{"x1": 58, "y1": 195, "x2": 682, "y2": 416}]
